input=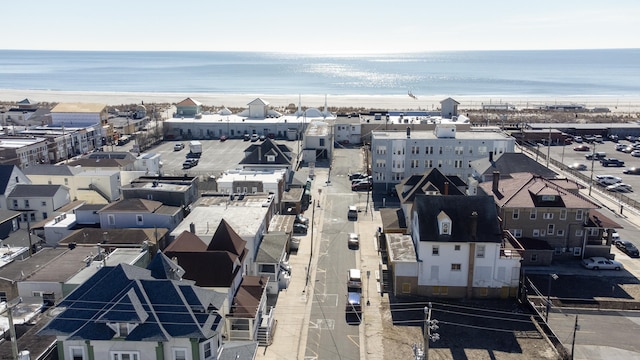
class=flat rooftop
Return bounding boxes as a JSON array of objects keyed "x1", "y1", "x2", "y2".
[
  {"x1": 170, "y1": 206, "x2": 268, "y2": 241},
  {"x1": 372, "y1": 128, "x2": 513, "y2": 141}
]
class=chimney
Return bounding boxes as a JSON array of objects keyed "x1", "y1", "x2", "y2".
[
  {"x1": 189, "y1": 222, "x2": 196, "y2": 233},
  {"x1": 492, "y1": 171, "x2": 500, "y2": 193},
  {"x1": 470, "y1": 211, "x2": 478, "y2": 240},
  {"x1": 444, "y1": 182, "x2": 449, "y2": 195},
  {"x1": 406, "y1": 127, "x2": 411, "y2": 138}
]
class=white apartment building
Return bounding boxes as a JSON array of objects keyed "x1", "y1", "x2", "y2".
[{"x1": 370, "y1": 125, "x2": 515, "y2": 193}]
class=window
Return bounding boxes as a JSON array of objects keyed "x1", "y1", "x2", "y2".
[
  {"x1": 107, "y1": 214, "x2": 115, "y2": 226},
  {"x1": 402, "y1": 283, "x2": 412, "y2": 294},
  {"x1": 203, "y1": 340, "x2": 213, "y2": 359},
  {"x1": 438, "y1": 160, "x2": 443, "y2": 168},
  {"x1": 530, "y1": 210, "x2": 537, "y2": 220},
  {"x1": 64, "y1": 178, "x2": 69, "y2": 185},
  {"x1": 455, "y1": 146, "x2": 464, "y2": 155},
  {"x1": 266, "y1": 155, "x2": 275, "y2": 162},
  {"x1": 30, "y1": 213, "x2": 36, "y2": 221},
  {"x1": 530, "y1": 254, "x2": 539, "y2": 262},
  {"x1": 136, "y1": 215, "x2": 143, "y2": 225},
  {"x1": 512, "y1": 209, "x2": 520, "y2": 220},
  {"x1": 411, "y1": 145, "x2": 419, "y2": 154},
  {"x1": 376, "y1": 146, "x2": 387, "y2": 155},
  {"x1": 557, "y1": 229, "x2": 565, "y2": 236},
  {"x1": 547, "y1": 224, "x2": 555, "y2": 235},
  {"x1": 543, "y1": 213, "x2": 554, "y2": 220},
  {"x1": 70, "y1": 347, "x2": 85, "y2": 360},
  {"x1": 512, "y1": 229, "x2": 522, "y2": 238},
  {"x1": 533, "y1": 229, "x2": 540, "y2": 237},
  {"x1": 111, "y1": 352, "x2": 139, "y2": 360},
  {"x1": 454, "y1": 245, "x2": 461, "y2": 251},
  {"x1": 479, "y1": 288, "x2": 488, "y2": 297},
  {"x1": 118, "y1": 323, "x2": 129, "y2": 337},
  {"x1": 319, "y1": 138, "x2": 325, "y2": 146},
  {"x1": 424, "y1": 159, "x2": 433, "y2": 168},
  {"x1": 438, "y1": 146, "x2": 443, "y2": 154},
  {"x1": 410, "y1": 159, "x2": 419, "y2": 168},
  {"x1": 576, "y1": 209, "x2": 584, "y2": 221},
  {"x1": 432, "y1": 246, "x2": 439, "y2": 256},
  {"x1": 41, "y1": 201, "x2": 47, "y2": 206},
  {"x1": 12, "y1": 199, "x2": 17, "y2": 208},
  {"x1": 454, "y1": 160, "x2": 463, "y2": 168},
  {"x1": 476, "y1": 245, "x2": 485, "y2": 258},
  {"x1": 560, "y1": 209, "x2": 567, "y2": 220},
  {"x1": 0, "y1": 292, "x2": 6, "y2": 302},
  {"x1": 42, "y1": 212, "x2": 48, "y2": 219},
  {"x1": 575, "y1": 229, "x2": 583, "y2": 237},
  {"x1": 451, "y1": 264, "x2": 461, "y2": 271},
  {"x1": 24, "y1": 199, "x2": 30, "y2": 208},
  {"x1": 172, "y1": 349, "x2": 187, "y2": 360},
  {"x1": 376, "y1": 159, "x2": 386, "y2": 168},
  {"x1": 425, "y1": 146, "x2": 433, "y2": 154}
]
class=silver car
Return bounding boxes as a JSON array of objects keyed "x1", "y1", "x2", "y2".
[{"x1": 581, "y1": 257, "x2": 624, "y2": 270}]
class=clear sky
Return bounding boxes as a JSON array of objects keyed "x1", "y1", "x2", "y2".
[{"x1": 4, "y1": 0, "x2": 639, "y2": 53}]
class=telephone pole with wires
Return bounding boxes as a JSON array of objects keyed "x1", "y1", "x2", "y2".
[{"x1": 422, "y1": 302, "x2": 440, "y2": 360}]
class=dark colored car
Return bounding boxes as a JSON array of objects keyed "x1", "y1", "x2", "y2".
[
  {"x1": 615, "y1": 240, "x2": 640, "y2": 257},
  {"x1": 600, "y1": 158, "x2": 625, "y2": 167},
  {"x1": 293, "y1": 223, "x2": 308, "y2": 235},
  {"x1": 220, "y1": 135, "x2": 228, "y2": 141},
  {"x1": 623, "y1": 167, "x2": 640, "y2": 175},
  {"x1": 243, "y1": 134, "x2": 251, "y2": 141},
  {"x1": 573, "y1": 145, "x2": 590, "y2": 151},
  {"x1": 352, "y1": 181, "x2": 372, "y2": 191}
]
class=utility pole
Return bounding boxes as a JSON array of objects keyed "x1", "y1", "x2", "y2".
[
  {"x1": 423, "y1": 302, "x2": 440, "y2": 360},
  {"x1": 589, "y1": 142, "x2": 596, "y2": 196},
  {"x1": 2, "y1": 298, "x2": 22, "y2": 360}
]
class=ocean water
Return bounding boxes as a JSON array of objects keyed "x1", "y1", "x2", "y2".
[{"x1": 0, "y1": 49, "x2": 639, "y2": 96}]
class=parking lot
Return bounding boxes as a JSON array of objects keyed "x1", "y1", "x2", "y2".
[
  {"x1": 132, "y1": 138, "x2": 301, "y2": 177},
  {"x1": 545, "y1": 138, "x2": 640, "y2": 202}
]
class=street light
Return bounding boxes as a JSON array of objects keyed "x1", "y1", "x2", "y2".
[{"x1": 546, "y1": 273, "x2": 559, "y2": 322}]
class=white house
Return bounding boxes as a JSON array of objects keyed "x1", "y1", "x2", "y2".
[
  {"x1": 302, "y1": 121, "x2": 333, "y2": 162},
  {"x1": 334, "y1": 116, "x2": 361, "y2": 145},
  {"x1": 370, "y1": 125, "x2": 515, "y2": 193},
  {"x1": 216, "y1": 169, "x2": 286, "y2": 204},
  {"x1": 97, "y1": 198, "x2": 183, "y2": 231},
  {"x1": 0, "y1": 165, "x2": 31, "y2": 210},
  {"x1": 7, "y1": 184, "x2": 71, "y2": 223},
  {"x1": 386, "y1": 194, "x2": 522, "y2": 298}
]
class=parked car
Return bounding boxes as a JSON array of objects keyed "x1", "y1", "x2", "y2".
[
  {"x1": 600, "y1": 158, "x2": 625, "y2": 167},
  {"x1": 568, "y1": 163, "x2": 587, "y2": 171},
  {"x1": 182, "y1": 158, "x2": 199, "y2": 169},
  {"x1": 621, "y1": 146, "x2": 634, "y2": 153},
  {"x1": 347, "y1": 268, "x2": 362, "y2": 289},
  {"x1": 293, "y1": 223, "x2": 308, "y2": 235},
  {"x1": 259, "y1": 135, "x2": 266, "y2": 141},
  {"x1": 219, "y1": 135, "x2": 228, "y2": 142},
  {"x1": 173, "y1": 143, "x2": 185, "y2": 151},
  {"x1": 573, "y1": 136, "x2": 583, "y2": 143},
  {"x1": 349, "y1": 172, "x2": 367, "y2": 180},
  {"x1": 596, "y1": 175, "x2": 622, "y2": 186},
  {"x1": 352, "y1": 181, "x2": 372, "y2": 191},
  {"x1": 623, "y1": 167, "x2": 640, "y2": 175},
  {"x1": 615, "y1": 143, "x2": 628, "y2": 151},
  {"x1": 631, "y1": 150, "x2": 640, "y2": 157},
  {"x1": 294, "y1": 214, "x2": 309, "y2": 225},
  {"x1": 581, "y1": 257, "x2": 624, "y2": 270},
  {"x1": 243, "y1": 133, "x2": 251, "y2": 141},
  {"x1": 346, "y1": 291, "x2": 362, "y2": 320},
  {"x1": 348, "y1": 233, "x2": 359, "y2": 248},
  {"x1": 614, "y1": 240, "x2": 640, "y2": 257},
  {"x1": 351, "y1": 176, "x2": 372, "y2": 186},
  {"x1": 250, "y1": 134, "x2": 259, "y2": 142},
  {"x1": 606, "y1": 183, "x2": 632, "y2": 192},
  {"x1": 347, "y1": 205, "x2": 358, "y2": 221},
  {"x1": 609, "y1": 135, "x2": 619, "y2": 142},
  {"x1": 585, "y1": 151, "x2": 606, "y2": 160},
  {"x1": 573, "y1": 145, "x2": 590, "y2": 151}
]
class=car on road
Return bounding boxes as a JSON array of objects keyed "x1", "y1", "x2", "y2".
[
  {"x1": 581, "y1": 257, "x2": 624, "y2": 270},
  {"x1": 293, "y1": 223, "x2": 308, "y2": 235},
  {"x1": 346, "y1": 291, "x2": 362, "y2": 320},
  {"x1": 348, "y1": 233, "x2": 359, "y2": 248},
  {"x1": 348, "y1": 205, "x2": 358, "y2": 221},
  {"x1": 173, "y1": 143, "x2": 185, "y2": 151},
  {"x1": 568, "y1": 163, "x2": 587, "y2": 171},
  {"x1": 182, "y1": 158, "x2": 199, "y2": 169},
  {"x1": 347, "y1": 268, "x2": 362, "y2": 289},
  {"x1": 352, "y1": 181, "x2": 372, "y2": 191},
  {"x1": 600, "y1": 158, "x2": 625, "y2": 167},
  {"x1": 294, "y1": 214, "x2": 309, "y2": 225},
  {"x1": 623, "y1": 167, "x2": 640, "y2": 175},
  {"x1": 595, "y1": 175, "x2": 622, "y2": 186},
  {"x1": 614, "y1": 240, "x2": 640, "y2": 257},
  {"x1": 606, "y1": 183, "x2": 632, "y2": 192},
  {"x1": 573, "y1": 145, "x2": 590, "y2": 151}
]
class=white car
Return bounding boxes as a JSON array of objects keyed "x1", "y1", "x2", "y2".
[
  {"x1": 606, "y1": 183, "x2": 632, "y2": 192},
  {"x1": 581, "y1": 257, "x2": 624, "y2": 270},
  {"x1": 632, "y1": 150, "x2": 640, "y2": 157},
  {"x1": 348, "y1": 233, "x2": 359, "y2": 248},
  {"x1": 595, "y1": 175, "x2": 622, "y2": 186},
  {"x1": 568, "y1": 163, "x2": 587, "y2": 171}
]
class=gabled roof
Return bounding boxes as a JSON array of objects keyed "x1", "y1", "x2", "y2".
[
  {"x1": 240, "y1": 139, "x2": 291, "y2": 166},
  {"x1": 22, "y1": 164, "x2": 82, "y2": 176},
  {"x1": 207, "y1": 219, "x2": 247, "y2": 255},
  {"x1": 176, "y1": 97, "x2": 202, "y2": 106},
  {"x1": 478, "y1": 172, "x2": 598, "y2": 210},
  {"x1": 413, "y1": 195, "x2": 501, "y2": 243},
  {"x1": 39, "y1": 262, "x2": 224, "y2": 341},
  {"x1": 164, "y1": 231, "x2": 208, "y2": 252},
  {"x1": 98, "y1": 198, "x2": 163, "y2": 213},
  {"x1": 471, "y1": 152, "x2": 558, "y2": 180},
  {"x1": 8, "y1": 184, "x2": 66, "y2": 198},
  {"x1": 147, "y1": 250, "x2": 185, "y2": 281},
  {"x1": 17, "y1": 98, "x2": 37, "y2": 105},
  {"x1": 247, "y1": 98, "x2": 269, "y2": 106},
  {"x1": 440, "y1": 97, "x2": 460, "y2": 104},
  {"x1": 0, "y1": 165, "x2": 18, "y2": 194},
  {"x1": 396, "y1": 168, "x2": 466, "y2": 203}
]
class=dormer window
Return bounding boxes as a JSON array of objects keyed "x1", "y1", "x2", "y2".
[
  {"x1": 107, "y1": 322, "x2": 136, "y2": 338},
  {"x1": 437, "y1": 211, "x2": 452, "y2": 235},
  {"x1": 266, "y1": 155, "x2": 275, "y2": 162}
]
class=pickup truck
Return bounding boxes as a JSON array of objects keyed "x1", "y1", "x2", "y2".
[{"x1": 600, "y1": 158, "x2": 625, "y2": 167}]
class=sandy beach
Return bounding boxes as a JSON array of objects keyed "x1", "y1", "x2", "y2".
[{"x1": 1, "y1": 89, "x2": 640, "y2": 114}]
